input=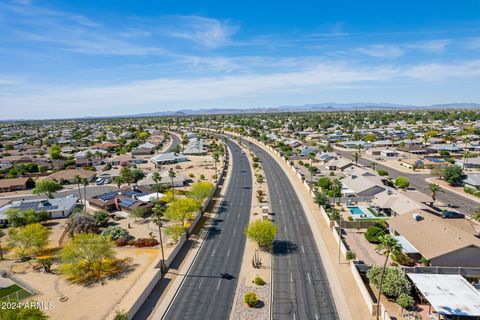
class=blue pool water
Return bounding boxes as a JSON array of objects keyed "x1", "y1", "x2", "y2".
[{"x1": 348, "y1": 206, "x2": 364, "y2": 215}]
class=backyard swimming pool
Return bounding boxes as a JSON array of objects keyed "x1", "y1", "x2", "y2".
[{"x1": 347, "y1": 206, "x2": 376, "y2": 219}]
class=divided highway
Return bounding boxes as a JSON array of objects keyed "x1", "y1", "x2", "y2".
[
  {"x1": 161, "y1": 139, "x2": 252, "y2": 319},
  {"x1": 247, "y1": 140, "x2": 339, "y2": 320}
]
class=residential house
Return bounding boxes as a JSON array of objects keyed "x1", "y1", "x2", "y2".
[
  {"x1": 456, "y1": 157, "x2": 480, "y2": 169},
  {"x1": 464, "y1": 173, "x2": 480, "y2": 190},
  {"x1": 366, "y1": 148, "x2": 399, "y2": 157},
  {"x1": 0, "y1": 177, "x2": 30, "y2": 193},
  {"x1": 46, "y1": 169, "x2": 96, "y2": 184},
  {"x1": 138, "y1": 170, "x2": 187, "y2": 188},
  {"x1": 388, "y1": 210, "x2": 480, "y2": 267},
  {"x1": 341, "y1": 167, "x2": 386, "y2": 197},
  {"x1": 0, "y1": 197, "x2": 77, "y2": 224},
  {"x1": 324, "y1": 157, "x2": 354, "y2": 171},
  {"x1": 132, "y1": 142, "x2": 157, "y2": 155},
  {"x1": 372, "y1": 189, "x2": 432, "y2": 216},
  {"x1": 401, "y1": 157, "x2": 446, "y2": 169},
  {"x1": 87, "y1": 189, "x2": 153, "y2": 213},
  {"x1": 151, "y1": 152, "x2": 188, "y2": 166}
]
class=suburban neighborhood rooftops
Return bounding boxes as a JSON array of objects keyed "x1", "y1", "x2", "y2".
[
  {"x1": 150, "y1": 152, "x2": 188, "y2": 164},
  {"x1": 0, "y1": 197, "x2": 77, "y2": 219}
]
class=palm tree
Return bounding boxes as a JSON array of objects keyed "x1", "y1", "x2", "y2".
[
  {"x1": 375, "y1": 235, "x2": 402, "y2": 320},
  {"x1": 463, "y1": 137, "x2": 471, "y2": 170},
  {"x1": 168, "y1": 168, "x2": 176, "y2": 201},
  {"x1": 329, "y1": 179, "x2": 342, "y2": 204},
  {"x1": 81, "y1": 177, "x2": 89, "y2": 207},
  {"x1": 406, "y1": 131, "x2": 415, "y2": 159},
  {"x1": 295, "y1": 149, "x2": 301, "y2": 168},
  {"x1": 152, "y1": 203, "x2": 166, "y2": 272},
  {"x1": 422, "y1": 134, "x2": 430, "y2": 147},
  {"x1": 325, "y1": 143, "x2": 333, "y2": 153},
  {"x1": 74, "y1": 175, "x2": 83, "y2": 205},
  {"x1": 428, "y1": 183, "x2": 441, "y2": 202},
  {"x1": 152, "y1": 171, "x2": 162, "y2": 194},
  {"x1": 371, "y1": 161, "x2": 376, "y2": 171},
  {"x1": 308, "y1": 152, "x2": 315, "y2": 167},
  {"x1": 353, "y1": 152, "x2": 361, "y2": 165},
  {"x1": 212, "y1": 152, "x2": 219, "y2": 180},
  {"x1": 114, "y1": 176, "x2": 123, "y2": 189}
]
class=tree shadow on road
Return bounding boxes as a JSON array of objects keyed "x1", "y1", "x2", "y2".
[{"x1": 272, "y1": 240, "x2": 298, "y2": 256}]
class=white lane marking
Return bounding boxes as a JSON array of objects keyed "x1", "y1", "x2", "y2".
[
  {"x1": 211, "y1": 249, "x2": 216, "y2": 257},
  {"x1": 198, "y1": 278, "x2": 204, "y2": 290},
  {"x1": 293, "y1": 313, "x2": 296, "y2": 320},
  {"x1": 315, "y1": 314, "x2": 319, "y2": 320},
  {"x1": 284, "y1": 226, "x2": 287, "y2": 232},
  {"x1": 295, "y1": 225, "x2": 299, "y2": 232},
  {"x1": 301, "y1": 245, "x2": 305, "y2": 254},
  {"x1": 216, "y1": 279, "x2": 221, "y2": 290},
  {"x1": 290, "y1": 273, "x2": 293, "y2": 283},
  {"x1": 307, "y1": 272, "x2": 311, "y2": 284},
  {"x1": 233, "y1": 228, "x2": 237, "y2": 235},
  {"x1": 227, "y1": 249, "x2": 231, "y2": 257}
]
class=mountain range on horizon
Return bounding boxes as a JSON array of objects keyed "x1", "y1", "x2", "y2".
[
  {"x1": 113, "y1": 102, "x2": 480, "y2": 119},
  {"x1": 2, "y1": 102, "x2": 480, "y2": 121}
]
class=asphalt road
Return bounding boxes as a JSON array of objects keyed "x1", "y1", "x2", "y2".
[
  {"x1": 247, "y1": 140, "x2": 339, "y2": 320},
  {"x1": 160, "y1": 139, "x2": 252, "y2": 320},
  {"x1": 335, "y1": 149, "x2": 478, "y2": 214},
  {"x1": 0, "y1": 185, "x2": 116, "y2": 201},
  {"x1": 167, "y1": 132, "x2": 181, "y2": 152}
]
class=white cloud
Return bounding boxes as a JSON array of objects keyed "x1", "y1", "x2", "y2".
[
  {"x1": 3, "y1": 59, "x2": 480, "y2": 118},
  {"x1": 356, "y1": 44, "x2": 404, "y2": 58},
  {"x1": 164, "y1": 16, "x2": 238, "y2": 47},
  {"x1": 406, "y1": 39, "x2": 451, "y2": 53}
]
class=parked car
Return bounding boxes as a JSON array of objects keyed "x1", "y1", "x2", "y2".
[
  {"x1": 95, "y1": 178, "x2": 104, "y2": 185},
  {"x1": 442, "y1": 210, "x2": 465, "y2": 219}
]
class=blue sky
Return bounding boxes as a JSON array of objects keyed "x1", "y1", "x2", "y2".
[{"x1": 1, "y1": 0, "x2": 480, "y2": 119}]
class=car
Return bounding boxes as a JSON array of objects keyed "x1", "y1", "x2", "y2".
[
  {"x1": 442, "y1": 210, "x2": 465, "y2": 219},
  {"x1": 241, "y1": 150, "x2": 245, "y2": 154},
  {"x1": 95, "y1": 178, "x2": 104, "y2": 185}
]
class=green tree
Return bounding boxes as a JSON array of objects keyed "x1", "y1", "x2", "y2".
[
  {"x1": 373, "y1": 235, "x2": 402, "y2": 320},
  {"x1": 367, "y1": 266, "x2": 411, "y2": 299},
  {"x1": 394, "y1": 176, "x2": 410, "y2": 189},
  {"x1": 164, "y1": 198, "x2": 201, "y2": 226},
  {"x1": 49, "y1": 144, "x2": 62, "y2": 159},
  {"x1": 188, "y1": 181, "x2": 214, "y2": 202},
  {"x1": 5, "y1": 209, "x2": 49, "y2": 227},
  {"x1": 66, "y1": 212, "x2": 97, "y2": 238},
  {"x1": 33, "y1": 179, "x2": 63, "y2": 198},
  {"x1": 74, "y1": 175, "x2": 83, "y2": 205},
  {"x1": 314, "y1": 192, "x2": 329, "y2": 206},
  {"x1": 363, "y1": 133, "x2": 378, "y2": 142},
  {"x1": 396, "y1": 293, "x2": 414, "y2": 311},
  {"x1": 442, "y1": 165, "x2": 465, "y2": 185},
  {"x1": 60, "y1": 233, "x2": 115, "y2": 280},
  {"x1": 245, "y1": 220, "x2": 278, "y2": 250},
  {"x1": 317, "y1": 177, "x2": 331, "y2": 190},
  {"x1": 94, "y1": 210, "x2": 109, "y2": 227},
  {"x1": 8, "y1": 223, "x2": 49, "y2": 259}
]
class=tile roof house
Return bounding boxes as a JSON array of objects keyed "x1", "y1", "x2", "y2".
[
  {"x1": 388, "y1": 210, "x2": 480, "y2": 267},
  {"x1": 46, "y1": 169, "x2": 96, "y2": 184},
  {"x1": 341, "y1": 167, "x2": 386, "y2": 197},
  {"x1": 87, "y1": 189, "x2": 153, "y2": 213},
  {"x1": 0, "y1": 177, "x2": 30, "y2": 193},
  {"x1": 150, "y1": 152, "x2": 188, "y2": 166}
]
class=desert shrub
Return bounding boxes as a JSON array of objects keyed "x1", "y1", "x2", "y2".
[
  {"x1": 115, "y1": 236, "x2": 130, "y2": 247},
  {"x1": 133, "y1": 238, "x2": 159, "y2": 247},
  {"x1": 101, "y1": 226, "x2": 130, "y2": 241},
  {"x1": 346, "y1": 251, "x2": 357, "y2": 261},
  {"x1": 396, "y1": 293, "x2": 415, "y2": 310},
  {"x1": 244, "y1": 291, "x2": 258, "y2": 307},
  {"x1": 377, "y1": 169, "x2": 389, "y2": 176},
  {"x1": 253, "y1": 276, "x2": 266, "y2": 286},
  {"x1": 393, "y1": 252, "x2": 415, "y2": 267}
]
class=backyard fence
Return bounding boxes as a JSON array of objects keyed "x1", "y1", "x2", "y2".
[{"x1": 402, "y1": 266, "x2": 480, "y2": 277}]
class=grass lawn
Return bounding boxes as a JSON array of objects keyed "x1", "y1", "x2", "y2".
[{"x1": 0, "y1": 284, "x2": 32, "y2": 302}]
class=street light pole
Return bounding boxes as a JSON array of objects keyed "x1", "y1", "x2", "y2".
[{"x1": 338, "y1": 215, "x2": 342, "y2": 264}]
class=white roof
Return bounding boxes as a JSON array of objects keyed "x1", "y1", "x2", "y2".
[
  {"x1": 407, "y1": 273, "x2": 480, "y2": 316},
  {"x1": 138, "y1": 193, "x2": 164, "y2": 202},
  {"x1": 393, "y1": 235, "x2": 419, "y2": 254}
]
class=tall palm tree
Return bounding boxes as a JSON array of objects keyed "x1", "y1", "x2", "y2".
[
  {"x1": 308, "y1": 152, "x2": 315, "y2": 167},
  {"x1": 74, "y1": 175, "x2": 83, "y2": 204},
  {"x1": 428, "y1": 183, "x2": 441, "y2": 202},
  {"x1": 406, "y1": 131, "x2": 415, "y2": 159},
  {"x1": 152, "y1": 203, "x2": 166, "y2": 272},
  {"x1": 168, "y1": 168, "x2": 176, "y2": 201},
  {"x1": 463, "y1": 137, "x2": 471, "y2": 170},
  {"x1": 295, "y1": 149, "x2": 301, "y2": 168},
  {"x1": 375, "y1": 235, "x2": 402, "y2": 320},
  {"x1": 371, "y1": 161, "x2": 376, "y2": 171},
  {"x1": 212, "y1": 152, "x2": 219, "y2": 180},
  {"x1": 325, "y1": 143, "x2": 333, "y2": 153},
  {"x1": 152, "y1": 171, "x2": 162, "y2": 194},
  {"x1": 81, "y1": 177, "x2": 89, "y2": 207},
  {"x1": 353, "y1": 152, "x2": 361, "y2": 165}
]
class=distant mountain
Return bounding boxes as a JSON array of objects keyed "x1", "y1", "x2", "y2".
[{"x1": 120, "y1": 102, "x2": 480, "y2": 118}]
